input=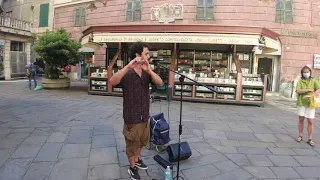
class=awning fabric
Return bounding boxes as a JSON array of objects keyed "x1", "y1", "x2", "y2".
[{"x1": 81, "y1": 32, "x2": 280, "y2": 53}]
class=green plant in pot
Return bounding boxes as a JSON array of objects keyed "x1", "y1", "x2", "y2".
[
  {"x1": 34, "y1": 29, "x2": 81, "y2": 79},
  {"x1": 0, "y1": 63, "x2": 3, "y2": 75}
]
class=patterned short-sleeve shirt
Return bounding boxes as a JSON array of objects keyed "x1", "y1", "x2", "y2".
[{"x1": 120, "y1": 69, "x2": 152, "y2": 124}]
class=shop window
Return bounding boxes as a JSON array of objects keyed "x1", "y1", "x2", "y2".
[
  {"x1": 39, "y1": 3, "x2": 49, "y2": 27},
  {"x1": 75, "y1": 8, "x2": 86, "y2": 26},
  {"x1": 275, "y1": 0, "x2": 293, "y2": 24},
  {"x1": 126, "y1": 0, "x2": 141, "y2": 22},
  {"x1": 10, "y1": 41, "x2": 24, "y2": 52},
  {"x1": 196, "y1": 0, "x2": 214, "y2": 20}
]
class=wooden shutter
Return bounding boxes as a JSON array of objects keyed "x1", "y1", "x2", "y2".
[
  {"x1": 75, "y1": 8, "x2": 81, "y2": 26},
  {"x1": 134, "y1": 0, "x2": 141, "y2": 21},
  {"x1": 75, "y1": 8, "x2": 86, "y2": 26},
  {"x1": 126, "y1": 1, "x2": 133, "y2": 21},
  {"x1": 80, "y1": 8, "x2": 86, "y2": 26},
  {"x1": 206, "y1": 0, "x2": 214, "y2": 19},
  {"x1": 39, "y1": 3, "x2": 49, "y2": 27},
  {"x1": 275, "y1": 0, "x2": 282, "y2": 23},
  {"x1": 284, "y1": 0, "x2": 293, "y2": 24},
  {"x1": 197, "y1": 0, "x2": 205, "y2": 19}
]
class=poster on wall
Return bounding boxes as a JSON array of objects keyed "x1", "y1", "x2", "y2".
[{"x1": 314, "y1": 54, "x2": 320, "y2": 69}]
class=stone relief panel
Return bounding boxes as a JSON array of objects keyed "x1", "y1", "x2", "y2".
[{"x1": 151, "y1": 3, "x2": 183, "y2": 23}]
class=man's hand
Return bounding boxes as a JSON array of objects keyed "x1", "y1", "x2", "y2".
[
  {"x1": 126, "y1": 57, "x2": 141, "y2": 69},
  {"x1": 141, "y1": 59, "x2": 152, "y2": 73}
]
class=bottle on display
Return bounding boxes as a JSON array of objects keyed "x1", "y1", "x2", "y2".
[{"x1": 165, "y1": 166, "x2": 171, "y2": 180}]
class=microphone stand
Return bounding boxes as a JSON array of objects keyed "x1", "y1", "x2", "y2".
[{"x1": 156, "y1": 62, "x2": 216, "y2": 180}]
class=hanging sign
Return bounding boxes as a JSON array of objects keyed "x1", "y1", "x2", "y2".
[{"x1": 314, "y1": 54, "x2": 320, "y2": 69}]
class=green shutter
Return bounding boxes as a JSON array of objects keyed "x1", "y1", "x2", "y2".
[
  {"x1": 196, "y1": 0, "x2": 214, "y2": 19},
  {"x1": 81, "y1": 8, "x2": 86, "y2": 26},
  {"x1": 205, "y1": 0, "x2": 214, "y2": 19},
  {"x1": 275, "y1": 0, "x2": 293, "y2": 24},
  {"x1": 134, "y1": 0, "x2": 141, "y2": 21},
  {"x1": 275, "y1": 0, "x2": 282, "y2": 23},
  {"x1": 75, "y1": 8, "x2": 86, "y2": 26},
  {"x1": 126, "y1": 1, "x2": 133, "y2": 21},
  {"x1": 206, "y1": 0, "x2": 214, "y2": 7},
  {"x1": 284, "y1": 0, "x2": 293, "y2": 24},
  {"x1": 39, "y1": 3, "x2": 49, "y2": 27},
  {"x1": 75, "y1": 8, "x2": 81, "y2": 26},
  {"x1": 126, "y1": 0, "x2": 141, "y2": 22},
  {"x1": 196, "y1": 0, "x2": 205, "y2": 19}
]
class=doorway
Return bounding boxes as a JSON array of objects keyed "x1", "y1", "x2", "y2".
[{"x1": 258, "y1": 57, "x2": 273, "y2": 91}]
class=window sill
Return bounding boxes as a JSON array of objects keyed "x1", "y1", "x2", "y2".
[{"x1": 195, "y1": 18, "x2": 215, "y2": 21}]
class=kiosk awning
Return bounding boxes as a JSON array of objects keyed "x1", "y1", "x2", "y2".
[{"x1": 81, "y1": 32, "x2": 280, "y2": 53}]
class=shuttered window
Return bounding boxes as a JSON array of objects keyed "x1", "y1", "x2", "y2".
[
  {"x1": 275, "y1": 0, "x2": 293, "y2": 24},
  {"x1": 126, "y1": 0, "x2": 141, "y2": 22},
  {"x1": 196, "y1": 0, "x2": 214, "y2": 19},
  {"x1": 75, "y1": 8, "x2": 86, "y2": 26},
  {"x1": 39, "y1": 3, "x2": 49, "y2": 27}
]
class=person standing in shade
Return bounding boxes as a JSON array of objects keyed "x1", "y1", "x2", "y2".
[
  {"x1": 109, "y1": 42, "x2": 163, "y2": 180},
  {"x1": 295, "y1": 66, "x2": 320, "y2": 147},
  {"x1": 25, "y1": 63, "x2": 42, "y2": 90}
]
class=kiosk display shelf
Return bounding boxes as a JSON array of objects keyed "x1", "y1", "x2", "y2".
[
  {"x1": 171, "y1": 72, "x2": 268, "y2": 107},
  {"x1": 88, "y1": 67, "x2": 109, "y2": 94}
]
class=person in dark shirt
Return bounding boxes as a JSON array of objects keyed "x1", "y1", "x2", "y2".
[{"x1": 109, "y1": 42, "x2": 163, "y2": 180}]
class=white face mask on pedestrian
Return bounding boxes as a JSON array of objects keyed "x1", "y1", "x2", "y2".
[{"x1": 303, "y1": 73, "x2": 310, "y2": 79}]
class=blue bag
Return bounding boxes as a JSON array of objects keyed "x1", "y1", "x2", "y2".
[{"x1": 150, "y1": 113, "x2": 170, "y2": 146}]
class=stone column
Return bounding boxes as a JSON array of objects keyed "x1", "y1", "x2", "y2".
[
  {"x1": 26, "y1": 43, "x2": 31, "y2": 64},
  {"x1": 4, "y1": 40, "x2": 11, "y2": 80}
]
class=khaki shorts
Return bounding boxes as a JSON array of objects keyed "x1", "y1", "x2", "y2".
[{"x1": 123, "y1": 121, "x2": 149, "y2": 158}]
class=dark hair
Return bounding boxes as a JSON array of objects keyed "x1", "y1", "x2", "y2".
[
  {"x1": 129, "y1": 42, "x2": 150, "y2": 60},
  {"x1": 301, "y1": 66, "x2": 312, "y2": 79}
]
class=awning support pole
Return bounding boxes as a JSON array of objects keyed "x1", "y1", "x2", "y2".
[{"x1": 233, "y1": 45, "x2": 242, "y2": 73}]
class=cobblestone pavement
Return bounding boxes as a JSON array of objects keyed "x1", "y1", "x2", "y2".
[{"x1": 1, "y1": 80, "x2": 320, "y2": 180}]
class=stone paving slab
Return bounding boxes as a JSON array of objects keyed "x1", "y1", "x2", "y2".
[{"x1": 1, "y1": 81, "x2": 320, "y2": 179}]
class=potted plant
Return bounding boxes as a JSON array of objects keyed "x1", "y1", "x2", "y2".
[
  {"x1": 34, "y1": 29, "x2": 81, "y2": 88},
  {"x1": 0, "y1": 63, "x2": 3, "y2": 75}
]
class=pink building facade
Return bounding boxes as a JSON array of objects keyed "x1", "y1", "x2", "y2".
[{"x1": 54, "y1": 0, "x2": 320, "y2": 96}]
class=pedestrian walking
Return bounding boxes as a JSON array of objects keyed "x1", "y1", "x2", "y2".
[
  {"x1": 25, "y1": 63, "x2": 42, "y2": 90},
  {"x1": 109, "y1": 42, "x2": 163, "y2": 180},
  {"x1": 295, "y1": 66, "x2": 320, "y2": 147}
]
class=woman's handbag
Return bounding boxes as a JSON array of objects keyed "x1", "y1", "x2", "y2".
[
  {"x1": 309, "y1": 80, "x2": 320, "y2": 108},
  {"x1": 25, "y1": 70, "x2": 30, "y2": 78}
]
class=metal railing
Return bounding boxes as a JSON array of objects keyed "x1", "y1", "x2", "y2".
[{"x1": 0, "y1": 16, "x2": 31, "y2": 32}]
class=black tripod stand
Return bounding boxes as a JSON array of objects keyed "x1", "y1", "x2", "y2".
[{"x1": 156, "y1": 62, "x2": 216, "y2": 180}]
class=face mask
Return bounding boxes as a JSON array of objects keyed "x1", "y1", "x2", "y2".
[{"x1": 303, "y1": 73, "x2": 310, "y2": 78}]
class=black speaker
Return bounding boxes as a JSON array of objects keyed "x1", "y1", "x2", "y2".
[{"x1": 167, "y1": 142, "x2": 192, "y2": 163}]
